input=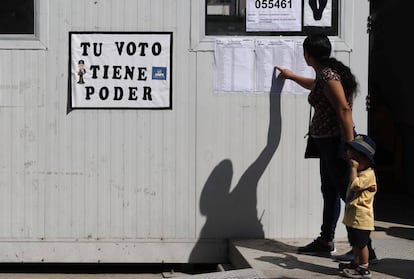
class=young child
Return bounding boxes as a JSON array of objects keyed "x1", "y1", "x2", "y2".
[{"x1": 340, "y1": 134, "x2": 377, "y2": 278}]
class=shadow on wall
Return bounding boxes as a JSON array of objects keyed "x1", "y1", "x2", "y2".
[{"x1": 189, "y1": 69, "x2": 284, "y2": 262}]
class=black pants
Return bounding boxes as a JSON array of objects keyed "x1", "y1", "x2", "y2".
[{"x1": 315, "y1": 136, "x2": 349, "y2": 241}]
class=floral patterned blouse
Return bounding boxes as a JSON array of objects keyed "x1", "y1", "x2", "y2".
[{"x1": 308, "y1": 67, "x2": 352, "y2": 137}]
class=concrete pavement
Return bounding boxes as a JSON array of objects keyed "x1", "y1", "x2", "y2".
[
  {"x1": 176, "y1": 218, "x2": 414, "y2": 278},
  {"x1": 231, "y1": 229, "x2": 414, "y2": 278}
]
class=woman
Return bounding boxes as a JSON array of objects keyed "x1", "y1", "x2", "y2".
[{"x1": 275, "y1": 33, "x2": 376, "y2": 260}]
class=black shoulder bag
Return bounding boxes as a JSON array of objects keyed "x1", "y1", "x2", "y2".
[{"x1": 304, "y1": 106, "x2": 320, "y2": 159}]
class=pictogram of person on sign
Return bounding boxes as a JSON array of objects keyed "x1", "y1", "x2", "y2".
[{"x1": 77, "y1": 60, "x2": 86, "y2": 84}]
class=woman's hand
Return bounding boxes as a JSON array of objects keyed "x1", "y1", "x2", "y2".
[
  {"x1": 274, "y1": 65, "x2": 316, "y2": 90},
  {"x1": 274, "y1": 66, "x2": 295, "y2": 80}
]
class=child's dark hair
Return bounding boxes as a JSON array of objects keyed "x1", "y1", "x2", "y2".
[{"x1": 303, "y1": 33, "x2": 358, "y2": 103}]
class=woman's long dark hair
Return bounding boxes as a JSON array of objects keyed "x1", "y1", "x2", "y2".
[{"x1": 303, "y1": 33, "x2": 358, "y2": 102}]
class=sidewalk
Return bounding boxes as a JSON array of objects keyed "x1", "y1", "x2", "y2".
[
  {"x1": 173, "y1": 216, "x2": 414, "y2": 279},
  {"x1": 230, "y1": 219, "x2": 414, "y2": 278}
]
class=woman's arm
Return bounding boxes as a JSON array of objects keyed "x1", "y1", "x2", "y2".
[
  {"x1": 274, "y1": 66, "x2": 315, "y2": 90},
  {"x1": 323, "y1": 79, "x2": 354, "y2": 141}
]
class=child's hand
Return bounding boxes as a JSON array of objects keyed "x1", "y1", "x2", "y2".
[{"x1": 349, "y1": 158, "x2": 359, "y2": 169}]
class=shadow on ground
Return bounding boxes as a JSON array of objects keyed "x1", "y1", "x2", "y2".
[
  {"x1": 370, "y1": 258, "x2": 414, "y2": 279},
  {"x1": 236, "y1": 239, "x2": 339, "y2": 277}
]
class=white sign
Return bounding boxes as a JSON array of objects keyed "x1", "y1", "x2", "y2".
[
  {"x1": 256, "y1": 39, "x2": 295, "y2": 92},
  {"x1": 214, "y1": 38, "x2": 255, "y2": 92},
  {"x1": 214, "y1": 38, "x2": 317, "y2": 94},
  {"x1": 256, "y1": 39, "x2": 315, "y2": 93},
  {"x1": 246, "y1": 0, "x2": 302, "y2": 32},
  {"x1": 304, "y1": 0, "x2": 332, "y2": 27},
  {"x1": 69, "y1": 32, "x2": 172, "y2": 109}
]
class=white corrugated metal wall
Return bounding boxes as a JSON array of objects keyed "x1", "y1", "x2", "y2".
[{"x1": 0, "y1": 0, "x2": 368, "y2": 263}]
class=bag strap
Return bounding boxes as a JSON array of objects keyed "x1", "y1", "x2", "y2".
[{"x1": 305, "y1": 105, "x2": 313, "y2": 138}]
